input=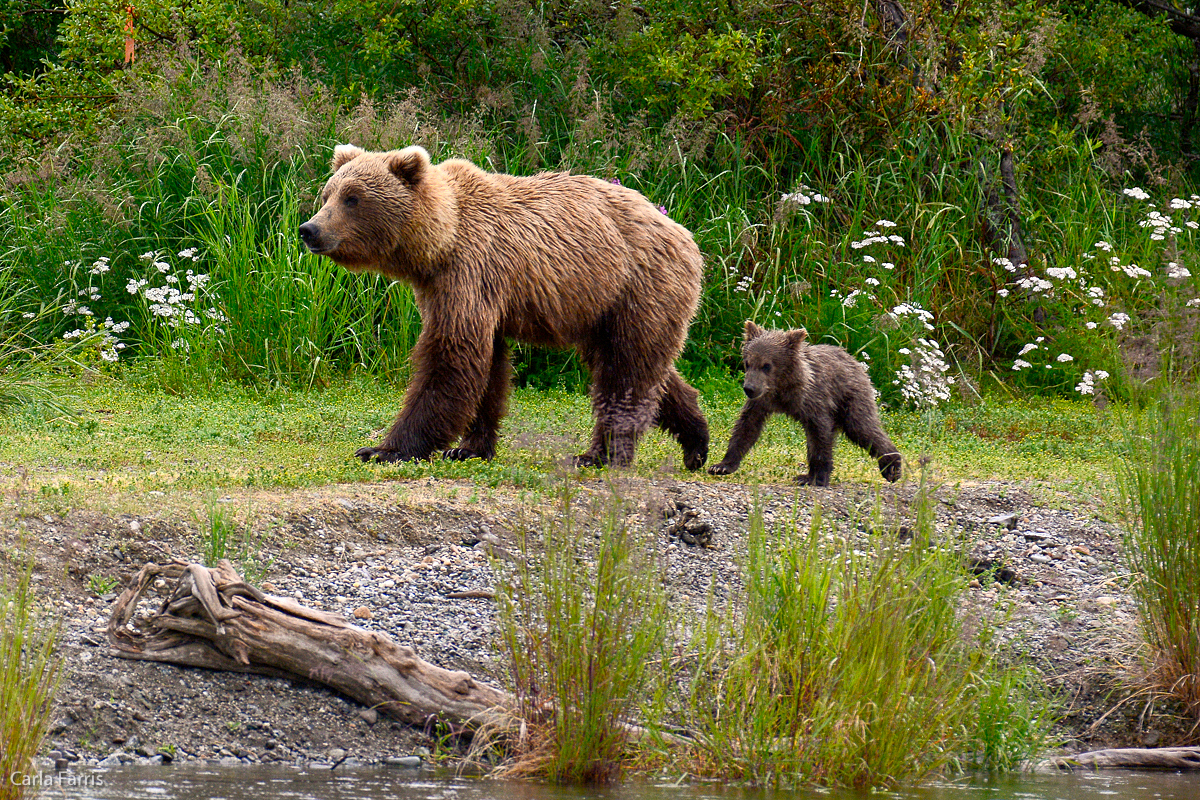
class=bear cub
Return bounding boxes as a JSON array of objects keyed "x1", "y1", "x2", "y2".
[{"x1": 708, "y1": 321, "x2": 901, "y2": 486}]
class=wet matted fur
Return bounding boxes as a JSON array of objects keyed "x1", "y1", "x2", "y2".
[
  {"x1": 299, "y1": 145, "x2": 709, "y2": 469},
  {"x1": 709, "y1": 321, "x2": 901, "y2": 485}
]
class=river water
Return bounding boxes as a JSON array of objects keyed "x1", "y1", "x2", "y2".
[{"x1": 28, "y1": 764, "x2": 1200, "y2": 800}]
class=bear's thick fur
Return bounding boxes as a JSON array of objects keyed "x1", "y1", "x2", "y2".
[
  {"x1": 708, "y1": 321, "x2": 901, "y2": 485},
  {"x1": 299, "y1": 144, "x2": 709, "y2": 469}
]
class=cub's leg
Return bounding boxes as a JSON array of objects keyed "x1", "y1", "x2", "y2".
[
  {"x1": 839, "y1": 398, "x2": 902, "y2": 482},
  {"x1": 797, "y1": 416, "x2": 835, "y2": 486},
  {"x1": 708, "y1": 401, "x2": 771, "y2": 475}
]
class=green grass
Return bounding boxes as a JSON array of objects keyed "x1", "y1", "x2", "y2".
[
  {"x1": 0, "y1": 560, "x2": 63, "y2": 800},
  {"x1": 494, "y1": 485, "x2": 673, "y2": 783},
  {"x1": 0, "y1": 376, "x2": 1126, "y2": 509},
  {"x1": 1117, "y1": 392, "x2": 1200, "y2": 722}
]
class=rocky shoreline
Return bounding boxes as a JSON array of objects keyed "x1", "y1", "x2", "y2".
[{"x1": 7, "y1": 474, "x2": 1180, "y2": 772}]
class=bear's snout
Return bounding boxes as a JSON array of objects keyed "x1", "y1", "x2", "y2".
[
  {"x1": 298, "y1": 221, "x2": 323, "y2": 251},
  {"x1": 743, "y1": 383, "x2": 760, "y2": 400}
]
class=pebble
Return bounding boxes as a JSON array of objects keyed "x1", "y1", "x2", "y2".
[
  {"x1": 384, "y1": 755, "x2": 423, "y2": 768},
  {"x1": 988, "y1": 512, "x2": 1019, "y2": 529},
  {"x1": 353, "y1": 606, "x2": 373, "y2": 620}
]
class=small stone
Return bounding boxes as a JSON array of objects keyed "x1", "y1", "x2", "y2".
[
  {"x1": 384, "y1": 755, "x2": 423, "y2": 768},
  {"x1": 1023, "y1": 530, "x2": 1052, "y2": 542},
  {"x1": 262, "y1": 582, "x2": 278, "y2": 593},
  {"x1": 1030, "y1": 553, "x2": 1051, "y2": 563},
  {"x1": 988, "y1": 512, "x2": 1019, "y2": 529},
  {"x1": 353, "y1": 606, "x2": 373, "y2": 620},
  {"x1": 358, "y1": 707, "x2": 378, "y2": 725},
  {"x1": 328, "y1": 748, "x2": 347, "y2": 762}
]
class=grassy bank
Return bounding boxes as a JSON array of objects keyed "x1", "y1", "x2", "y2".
[{"x1": 0, "y1": 375, "x2": 1126, "y2": 507}]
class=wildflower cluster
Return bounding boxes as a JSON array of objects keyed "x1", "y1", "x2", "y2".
[
  {"x1": 999, "y1": 185, "x2": 1200, "y2": 394},
  {"x1": 780, "y1": 184, "x2": 831, "y2": 209},
  {"x1": 127, "y1": 249, "x2": 226, "y2": 350},
  {"x1": 1074, "y1": 369, "x2": 1110, "y2": 396},
  {"x1": 60, "y1": 256, "x2": 129, "y2": 363},
  {"x1": 894, "y1": 339, "x2": 955, "y2": 409}
]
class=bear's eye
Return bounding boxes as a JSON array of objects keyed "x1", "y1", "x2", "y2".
[
  {"x1": 761, "y1": 363, "x2": 772, "y2": 374},
  {"x1": 343, "y1": 195, "x2": 359, "y2": 208}
]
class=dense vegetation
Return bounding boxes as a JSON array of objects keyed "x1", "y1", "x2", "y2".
[{"x1": 2, "y1": 0, "x2": 1199, "y2": 404}]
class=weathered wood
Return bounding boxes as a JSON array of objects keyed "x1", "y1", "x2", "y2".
[
  {"x1": 1052, "y1": 746, "x2": 1200, "y2": 770},
  {"x1": 106, "y1": 560, "x2": 512, "y2": 730}
]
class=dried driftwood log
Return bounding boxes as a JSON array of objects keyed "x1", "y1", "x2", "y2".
[
  {"x1": 106, "y1": 560, "x2": 511, "y2": 729},
  {"x1": 1052, "y1": 746, "x2": 1200, "y2": 770}
]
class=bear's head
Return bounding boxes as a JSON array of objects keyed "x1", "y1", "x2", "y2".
[
  {"x1": 740, "y1": 321, "x2": 809, "y2": 400},
  {"x1": 298, "y1": 144, "x2": 456, "y2": 275}
]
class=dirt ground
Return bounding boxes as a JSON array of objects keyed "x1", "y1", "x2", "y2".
[{"x1": 4, "y1": 472, "x2": 1189, "y2": 769}]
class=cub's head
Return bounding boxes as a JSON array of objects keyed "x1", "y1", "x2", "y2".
[
  {"x1": 298, "y1": 144, "x2": 454, "y2": 272},
  {"x1": 740, "y1": 321, "x2": 808, "y2": 400}
]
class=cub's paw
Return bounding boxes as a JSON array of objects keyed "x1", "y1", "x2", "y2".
[
  {"x1": 443, "y1": 447, "x2": 493, "y2": 462},
  {"x1": 879, "y1": 453, "x2": 902, "y2": 483},
  {"x1": 795, "y1": 472, "x2": 832, "y2": 487},
  {"x1": 683, "y1": 445, "x2": 709, "y2": 472},
  {"x1": 707, "y1": 462, "x2": 737, "y2": 476}
]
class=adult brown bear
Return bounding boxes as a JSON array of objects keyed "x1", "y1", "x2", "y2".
[{"x1": 299, "y1": 145, "x2": 709, "y2": 470}]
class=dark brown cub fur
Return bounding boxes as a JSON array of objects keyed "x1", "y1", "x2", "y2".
[{"x1": 708, "y1": 321, "x2": 901, "y2": 486}]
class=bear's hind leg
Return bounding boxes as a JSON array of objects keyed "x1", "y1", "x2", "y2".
[
  {"x1": 444, "y1": 335, "x2": 510, "y2": 462},
  {"x1": 574, "y1": 340, "x2": 664, "y2": 469},
  {"x1": 840, "y1": 405, "x2": 902, "y2": 483},
  {"x1": 797, "y1": 418, "x2": 835, "y2": 486},
  {"x1": 654, "y1": 368, "x2": 709, "y2": 471}
]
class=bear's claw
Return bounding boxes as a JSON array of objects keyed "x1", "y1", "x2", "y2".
[
  {"x1": 707, "y1": 462, "x2": 736, "y2": 476},
  {"x1": 355, "y1": 447, "x2": 419, "y2": 464},
  {"x1": 572, "y1": 454, "x2": 607, "y2": 469},
  {"x1": 443, "y1": 447, "x2": 492, "y2": 462}
]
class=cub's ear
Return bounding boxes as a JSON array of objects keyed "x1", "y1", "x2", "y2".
[
  {"x1": 331, "y1": 144, "x2": 365, "y2": 172},
  {"x1": 743, "y1": 320, "x2": 765, "y2": 342},
  {"x1": 386, "y1": 146, "x2": 431, "y2": 185},
  {"x1": 785, "y1": 328, "x2": 809, "y2": 348}
]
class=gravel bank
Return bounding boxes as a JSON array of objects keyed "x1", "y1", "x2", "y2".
[{"x1": 6, "y1": 474, "x2": 1177, "y2": 770}]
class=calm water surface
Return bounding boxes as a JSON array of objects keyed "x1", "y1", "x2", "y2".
[{"x1": 35, "y1": 764, "x2": 1200, "y2": 800}]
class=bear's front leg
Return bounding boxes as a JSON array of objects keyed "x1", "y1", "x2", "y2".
[
  {"x1": 358, "y1": 322, "x2": 493, "y2": 464},
  {"x1": 708, "y1": 401, "x2": 771, "y2": 476},
  {"x1": 443, "y1": 334, "x2": 510, "y2": 462}
]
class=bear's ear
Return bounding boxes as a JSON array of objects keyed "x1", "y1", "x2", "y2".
[
  {"x1": 386, "y1": 146, "x2": 431, "y2": 185},
  {"x1": 743, "y1": 320, "x2": 765, "y2": 342},
  {"x1": 331, "y1": 144, "x2": 365, "y2": 172},
  {"x1": 785, "y1": 328, "x2": 809, "y2": 348}
]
